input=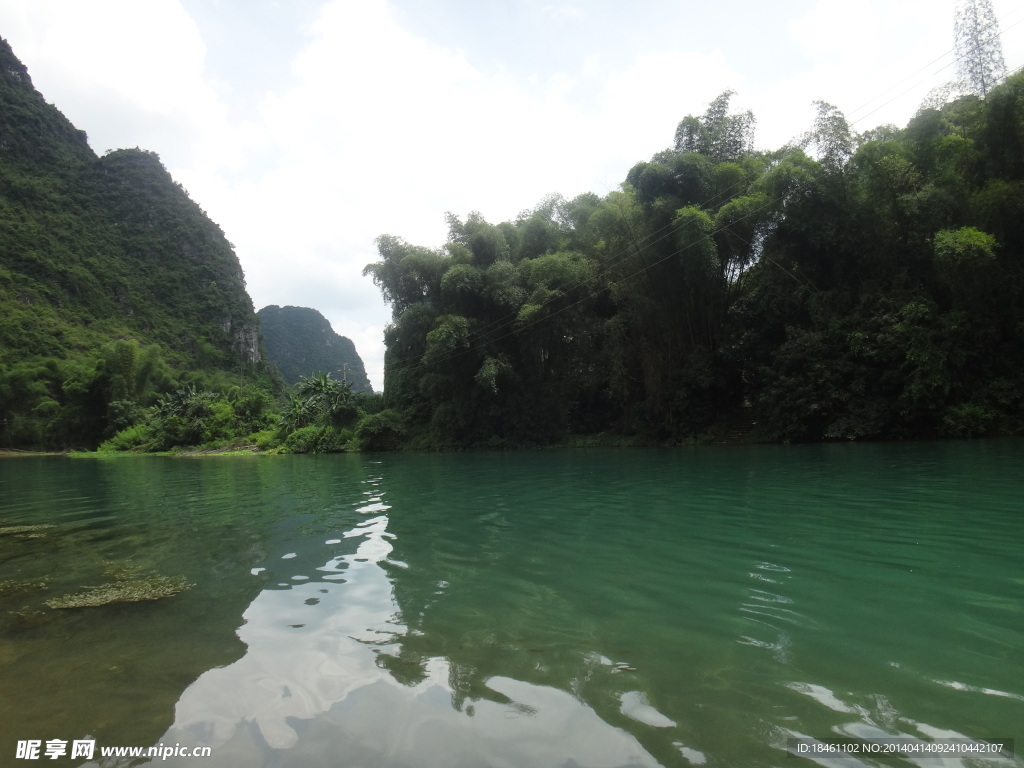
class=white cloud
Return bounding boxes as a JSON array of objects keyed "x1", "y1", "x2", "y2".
[
  {"x1": 595, "y1": 49, "x2": 741, "y2": 167},
  {"x1": 786, "y1": 0, "x2": 959, "y2": 133},
  {"x1": 541, "y1": 5, "x2": 585, "y2": 21},
  {"x1": 0, "y1": 0, "x2": 238, "y2": 168},
  {"x1": 174, "y1": 0, "x2": 641, "y2": 390}
]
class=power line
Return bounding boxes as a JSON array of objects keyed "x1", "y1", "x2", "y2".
[{"x1": 849, "y1": 11, "x2": 1024, "y2": 129}]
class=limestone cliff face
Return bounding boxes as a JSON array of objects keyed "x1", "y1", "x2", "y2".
[
  {"x1": 257, "y1": 305, "x2": 372, "y2": 392},
  {"x1": 225, "y1": 319, "x2": 262, "y2": 366}
]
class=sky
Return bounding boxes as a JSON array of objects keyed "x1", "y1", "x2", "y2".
[{"x1": 2, "y1": 0, "x2": 1023, "y2": 391}]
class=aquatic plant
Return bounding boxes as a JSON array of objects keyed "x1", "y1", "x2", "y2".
[
  {"x1": 0, "y1": 524, "x2": 55, "y2": 539},
  {"x1": 44, "y1": 560, "x2": 193, "y2": 609},
  {"x1": 0, "y1": 578, "x2": 51, "y2": 595}
]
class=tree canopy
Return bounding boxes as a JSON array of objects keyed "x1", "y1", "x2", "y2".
[{"x1": 366, "y1": 78, "x2": 1024, "y2": 447}]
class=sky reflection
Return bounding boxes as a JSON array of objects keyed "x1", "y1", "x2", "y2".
[{"x1": 116, "y1": 484, "x2": 661, "y2": 768}]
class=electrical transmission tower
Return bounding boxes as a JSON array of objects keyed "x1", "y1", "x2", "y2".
[{"x1": 955, "y1": 0, "x2": 1007, "y2": 98}]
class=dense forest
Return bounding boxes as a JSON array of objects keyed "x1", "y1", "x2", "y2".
[
  {"x1": 258, "y1": 305, "x2": 372, "y2": 393},
  {"x1": 365, "y1": 75, "x2": 1024, "y2": 448}
]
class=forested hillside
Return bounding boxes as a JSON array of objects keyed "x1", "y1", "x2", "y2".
[
  {"x1": 257, "y1": 305, "x2": 373, "y2": 393},
  {"x1": 0, "y1": 38, "x2": 273, "y2": 450},
  {"x1": 366, "y1": 79, "x2": 1024, "y2": 447}
]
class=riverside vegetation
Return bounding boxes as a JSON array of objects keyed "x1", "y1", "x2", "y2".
[
  {"x1": 365, "y1": 78, "x2": 1024, "y2": 448},
  {"x1": 2, "y1": 28, "x2": 1023, "y2": 453}
]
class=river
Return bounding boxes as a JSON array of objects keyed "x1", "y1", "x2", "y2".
[{"x1": 1, "y1": 443, "x2": 1021, "y2": 766}]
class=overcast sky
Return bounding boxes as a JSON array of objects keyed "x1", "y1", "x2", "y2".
[{"x1": 2, "y1": 0, "x2": 1022, "y2": 391}]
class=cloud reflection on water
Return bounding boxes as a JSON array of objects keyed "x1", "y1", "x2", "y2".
[{"x1": 130, "y1": 497, "x2": 661, "y2": 768}]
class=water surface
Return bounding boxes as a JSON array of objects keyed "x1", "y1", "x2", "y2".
[{"x1": 1, "y1": 443, "x2": 1022, "y2": 766}]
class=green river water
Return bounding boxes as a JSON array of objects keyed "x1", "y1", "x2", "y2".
[{"x1": 0, "y1": 443, "x2": 1021, "y2": 767}]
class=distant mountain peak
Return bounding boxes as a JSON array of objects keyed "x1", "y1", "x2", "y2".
[{"x1": 257, "y1": 305, "x2": 372, "y2": 392}]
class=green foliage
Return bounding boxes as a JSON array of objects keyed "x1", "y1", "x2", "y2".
[
  {"x1": 424, "y1": 316, "x2": 471, "y2": 365},
  {"x1": 295, "y1": 372, "x2": 359, "y2": 428},
  {"x1": 228, "y1": 384, "x2": 276, "y2": 433},
  {"x1": 0, "y1": 39, "x2": 277, "y2": 451},
  {"x1": 355, "y1": 409, "x2": 408, "y2": 451},
  {"x1": 933, "y1": 226, "x2": 997, "y2": 266},
  {"x1": 98, "y1": 423, "x2": 154, "y2": 452},
  {"x1": 673, "y1": 91, "x2": 756, "y2": 163},
  {"x1": 440, "y1": 264, "x2": 485, "y2": 312},
  {"x1": 933, "y1": 226, "x2": 999, "y2": 307},
  {"x1": 262, "y1": 371, "x2": 391, "y2": 452},
  {"x1": 251, "y1": 428, "x2": 281, "y2": 450},
  {"x1": 282, "y1": 425, "x2": 353, "y2": 454},
  {"x1": 804, "y1": 101, "x2": 854, "y2": 170},
  {"x1": 363, "y1": 235, "x2": 450, "y2": 315},
  {"x1": 353, "y1": 390, "x2": 385, "y2": 415},
  {"x1": 941, "y1": 402, "x2": 994, "y2": 437}
]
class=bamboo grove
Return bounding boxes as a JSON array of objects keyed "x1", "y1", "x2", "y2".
[{"x1": 365, "y1": 79, "x2": 1024, "y2": 447}]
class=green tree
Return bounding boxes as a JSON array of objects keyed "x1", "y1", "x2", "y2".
[
  {"x1": 674, "y1": 91, "x2": 756, "y2": 163},
  {"x1": 363, "y1": 235, "x2": 450, "y2": 316},
  {"x1": 803, "y1": 101, "x2": 854, "y2": 171},
  {"x1": 294, "y1": 372, "x2": 358, "y2": 428}
]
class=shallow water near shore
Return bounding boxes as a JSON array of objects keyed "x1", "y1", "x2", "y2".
[{"x1": 1, "y1": 442, "x2": 1022, "y2": 767}]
